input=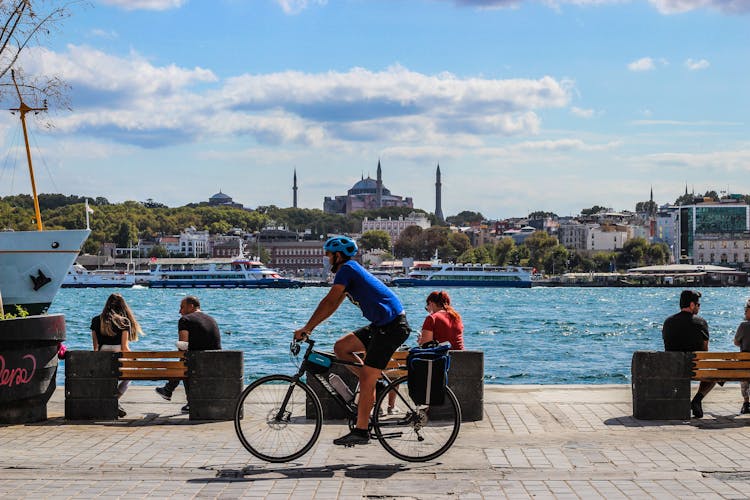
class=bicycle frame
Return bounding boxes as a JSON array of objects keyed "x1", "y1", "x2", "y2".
[{"x1": 284, "y1": 337, "x2": 400, "y2": 424}]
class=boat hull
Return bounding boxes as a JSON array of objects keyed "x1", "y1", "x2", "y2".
[
  {"x1": 391, "y1": 278, "x2": 532, "y2": 288},
  {"x1": 0, "y1": 229, "x2": 90, "y2": 315}
]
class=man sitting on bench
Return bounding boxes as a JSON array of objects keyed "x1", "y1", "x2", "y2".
[
  {"x1": 155, "y1": 296, "x2": 221, "y2": 413},
  {"x1": 662, "y1": 290, "x2": 715, "y2": 419}
]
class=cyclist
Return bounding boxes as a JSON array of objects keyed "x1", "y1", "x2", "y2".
[{"x1": 294, "y1": 235, "x2": 410, "y2": 446}]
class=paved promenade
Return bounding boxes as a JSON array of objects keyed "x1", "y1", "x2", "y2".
[{"x1": 2, "y1": 383, "x2": 750, "y2": 499}]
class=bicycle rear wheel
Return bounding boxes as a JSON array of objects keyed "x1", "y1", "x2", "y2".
[
  {"x1": 234, "y1": 374, "x2": 322, "y2": 463},
  {"x1": 372, "y1": 376, "x2": 460, "y2": 462}
]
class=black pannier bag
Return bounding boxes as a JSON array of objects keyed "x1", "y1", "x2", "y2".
[{"x1": 407, "y1": 342, "x2": 451, "y2": 405}]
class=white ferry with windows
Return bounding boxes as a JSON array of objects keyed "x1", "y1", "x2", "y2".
[
  {"x1": 391, "y1": 256, "x2": 532, "y2": 288},
  {"x1": 147, "y1": 255, "x2": 303, "y2": 289},
  {"x1": 62, "y1": 264, "x2": 136, "y2": 288}
]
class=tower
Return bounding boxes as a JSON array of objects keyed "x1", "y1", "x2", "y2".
[
  {"x1": 293, "y1": 169, "x2": 298, "y2": 208},
  {"x1": 435, "y1": 163, "x2": 444, "y2": 222},
  {"x1": 376, "y1": 159, "x2": 383, "y2": 208}
]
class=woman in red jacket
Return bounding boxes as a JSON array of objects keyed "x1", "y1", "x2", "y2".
[{"x1": 418, "y1": 290, "x2": 464, "y2": 350}]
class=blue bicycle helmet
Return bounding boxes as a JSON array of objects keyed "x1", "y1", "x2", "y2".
[{"x1": 323, "y1": 236, "x2": 358, "y2": 257}]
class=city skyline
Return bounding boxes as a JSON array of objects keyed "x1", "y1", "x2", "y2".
[{"x1": 0, "y1": 0, "x2": 747, "y2": 220}]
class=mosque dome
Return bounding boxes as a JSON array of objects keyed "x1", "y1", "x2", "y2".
[
  {"x1": 210, "y1": 191, "x2": 233, "y2": 203},
  {"x1": 348, "y1": 177, "x2": 391, "y2": 196}
]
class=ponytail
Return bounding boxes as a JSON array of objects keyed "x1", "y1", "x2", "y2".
[{"x1": 426, "y1": 290, "x2": 462, "y2": 324}]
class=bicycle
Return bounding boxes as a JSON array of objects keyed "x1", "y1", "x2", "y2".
[{"x1": 234, "y1": 336, "x2": 461, "y2": 463}]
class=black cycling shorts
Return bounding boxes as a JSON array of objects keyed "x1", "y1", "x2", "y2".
[{"x1": 353, "y1": 314, "x2": 410, "y2": 370}]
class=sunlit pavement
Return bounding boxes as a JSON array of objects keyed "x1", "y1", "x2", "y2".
[{"x1": 1, "y1": 384, "x2": 749, "y2": 499}]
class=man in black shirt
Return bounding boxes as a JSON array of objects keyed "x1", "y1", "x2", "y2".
[
  {"x1": 155, "y1": 296, "x2": 221, "y2": 412},
  {"x1": 662, "y1": 290, "x2": 715, "y2": 418}
]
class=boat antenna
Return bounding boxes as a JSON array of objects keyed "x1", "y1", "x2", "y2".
[{"x1": 9, "y1": 69, "x2": 47, "y2": 231}]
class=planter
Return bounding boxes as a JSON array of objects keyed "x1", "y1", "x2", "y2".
[{"x1": 0, "y1": 314, "x2": 65, "y2": 424}]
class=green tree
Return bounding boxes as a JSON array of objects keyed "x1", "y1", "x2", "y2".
[
  {"x1": 580, "y1": 205, "x2": 608, "y2": 216},
  {"x1": 359, "y1": 230, "x2": 391, "y2": 251},
  {"x1": 394, "y1": 225, "x2": 424, "y2": 258},
  {"x1": 635, "y1": 200, "x2": 657, "y2": 214},
  {"x1": 523, "y1": 231, "x2": 559, "y2": 271},
  {"x1": 445, "y1": 211, "x2": 484, "y2": 226},
  {"x1": 493, "y1": 237, "x2": 516, "y2": 266}
]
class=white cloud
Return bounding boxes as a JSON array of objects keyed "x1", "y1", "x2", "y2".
[
  {"x1": 449, "y1": 0, "x2": 750, "y2": 15},
  {"x1": 20, "y1": 46, "x2": 572, "y2": 149},
  {"x1": 90, "y1": 29, "x2": 118, "y2": 40},
  {"x1": 571, "y1": 106, "x2": 595, "y2": 118},
  {"x1": 99, "y1": 0, "x2": 186, "y2": 10},
  {"x1": 276, "y1": 0, "x2": 328, "y2": 14},
  {"x1": 684, "y1": 58, "x2": 710, "y2": 70},
  {"x1": 627, "y1": 57, "x2": 656, "y2": 71},
  {"x1": 648, "y1": 0, "x2": 750, "y2": 14}
]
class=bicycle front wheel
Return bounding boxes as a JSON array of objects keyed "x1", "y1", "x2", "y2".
[
  {"x1": 372, "y1": 376, "x2": 461, "y2": 462},
  {"x1": 234, "y1": 374, "x2": 323, "y2": 463}
]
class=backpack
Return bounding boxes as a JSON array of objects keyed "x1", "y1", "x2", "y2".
[{"x1": 407, "y1": 341, "x2": 451, "y2": 405}]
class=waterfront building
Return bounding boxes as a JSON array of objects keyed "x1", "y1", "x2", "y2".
[
  {"x1": 557, "y1": 221, "x2": 629, "y2": 251},
  {"x1": 157, "y1": 236, "x2": 180, "y2": 255},
  {"x1": 675, "y1": 201, "x2": 750, "y2": 266},
  {"x1": 361, "y1": 212, "x2": 431, "y2": 241},
  {"x1": 264, "y1": 240, "x2": 328, "y2": 277},
  {"x1": 323, "y1": 160, "x2": 413, "y2": 215},
  {"x1": 179, "y1": 226, "x2": 210, "y2": 257}
]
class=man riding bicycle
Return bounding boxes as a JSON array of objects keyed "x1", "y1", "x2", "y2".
[{"x1": 294, "y1": 235, "x2": 410, "y2": 446}]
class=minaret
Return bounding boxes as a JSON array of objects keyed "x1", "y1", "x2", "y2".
[
  {"x1": 293, "y1": 169, "x2": 298, "y2": 208},
  {"x1": 435, "y1": 163, "x2": 444, "y2": 222},
  {"x1": 649, "y1": 186, "x2": 655, "y2": 216},
  {"x1": 376, "y1": 159, "x2": 383, "y2": 208}
]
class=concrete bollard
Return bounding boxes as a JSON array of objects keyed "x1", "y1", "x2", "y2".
[
  {"x1": 446, "y1": 350, "x2": 484, "y2": 422},
  {"x1": 65, "y1": 350, "x2": 120, "y2": 420},
  {"x1": 186, "y1": 350, "x2": 243, "y2": 421},
  {"x1": 631, "y1": 350, "x2": 693, "y2": 420}
]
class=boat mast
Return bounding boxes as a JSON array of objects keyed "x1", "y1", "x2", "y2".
[{"x1": 10, "y1": 70, "x2": 47, "y2": 231}]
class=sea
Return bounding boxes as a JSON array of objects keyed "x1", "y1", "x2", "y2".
[{"x1": 49, "y1": 286, "x2": 750, "y2": 386}]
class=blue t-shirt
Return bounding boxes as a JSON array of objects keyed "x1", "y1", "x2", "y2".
[{"x1": 333, "y1": 260, "x2": 403, "y2": 326}]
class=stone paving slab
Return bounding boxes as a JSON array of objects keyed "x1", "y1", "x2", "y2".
[{"x1": 1, "y1": 383, "x2": 749, "y2": 499}]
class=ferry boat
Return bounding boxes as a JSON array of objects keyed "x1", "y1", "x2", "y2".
[
  {"x1": 62, "y1": 264, "x2": 136, "y2": 288},
  {"x1": 0, "y1": 74, "x2": 89, "y2": 315},
  {"x1": 391, "y1": 255, "x2": 532, "y2": 288},
  {"x1": 147, "y1": 253, "x2": 303, "y2": 289}
]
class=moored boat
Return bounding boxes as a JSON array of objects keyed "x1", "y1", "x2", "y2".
[
  {"x1": 0, "y1": 74, "x2": 89, "y2": 314},
  {"x1": 147, "y1": 254, "x2": 303, "y2": 289},
  {"x1": 391, "y1": 258, "x2": 532, "y2": 288},
  {"x1": 61, "y1": 264, "x2": 136, "y2": 288}
]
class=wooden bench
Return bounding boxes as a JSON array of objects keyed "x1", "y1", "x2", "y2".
[
  {"x1": 119, "y1": 351, "x2": 187, "y2": 380},
  {"x1": 65, "y1": 350, "x2": 243, "y2": 421},
  {"x1": 692, "y1": 352, "x2": 750, "y2": 381}
]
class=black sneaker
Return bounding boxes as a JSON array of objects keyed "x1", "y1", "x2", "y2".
[
  {"x1": 117, "y1": 405, "x2": 127, "y2": 418},
  {"x1": 691, "y1": 398, "x2": 703, "y2": 419},
  {"x1": 155, "y1": 387, "x2": 172, "y2": 401},
  {"x1": 181, "y1": 405, "x2": 189, "y2": 414},
  {"x1": 333, "y1": 429, "x2": 369, "y2": 446},
  {"x1": 741, "y1": 402, "x2": 750, "y2": 414}
]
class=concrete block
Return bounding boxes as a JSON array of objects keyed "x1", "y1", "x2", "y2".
[{"x1": 631, "y1": 351, "x2": 692, "y2": 420}]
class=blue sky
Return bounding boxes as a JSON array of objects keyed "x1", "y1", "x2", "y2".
[{"x1": 1, "y1": 0, "x2": 748, "y2": 219}]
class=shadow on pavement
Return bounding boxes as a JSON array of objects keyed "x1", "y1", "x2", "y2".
[
  {"x1": 604, "y1": 414, "x2": 750, "y2": 429},
  {"x1": 189, "y1": 463, "x2": 413, "y2": 483}
]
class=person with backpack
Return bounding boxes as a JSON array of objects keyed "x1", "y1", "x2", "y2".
[{"x1": 294, "y1": 236, "x2": 410, "y2": 446}]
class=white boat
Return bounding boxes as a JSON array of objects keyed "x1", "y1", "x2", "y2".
[
  {"x1": 147, "y1": 253, "x2": 303, "y2": 289},
  {"x1": 0, "y1": 74, "x2": 89, "y2": 315},
  {"x1": 62, "y1": 264, "x2": 136, "y2": 288},
  {"x1": 370, "y1": 270, "x2": 394, "y2": 285},
  {"x1": 391, "y1": 254, "x2": 532, "y2": 288}
]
